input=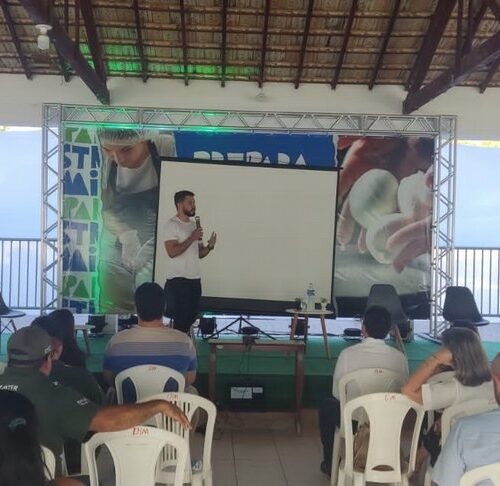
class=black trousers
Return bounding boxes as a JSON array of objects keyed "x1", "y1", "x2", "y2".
[
  {"x1": 164, "y1": 278, "x2": 202, "y2": 334},
  {"x1": 318, "y1": 397, "x2": 341, "y2": 468}
]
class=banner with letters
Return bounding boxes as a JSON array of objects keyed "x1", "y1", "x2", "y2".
[
  {"x1": 62, "y1": 127, "x2": 433, "y2": 317},
  {"x1": 61, "y1": 127, "x2": 338, "y2": 314}
]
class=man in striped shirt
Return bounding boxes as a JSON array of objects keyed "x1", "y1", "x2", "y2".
[{"x1": 103, "y1": 282, "x2": 197, "y2": 392}]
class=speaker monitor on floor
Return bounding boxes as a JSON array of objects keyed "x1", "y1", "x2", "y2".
[
  {"x1": 291, "y1": 318, "x2": 307, "y2": 336},
  {"x1": 199, "y1": 317, "x2": 217, "y2": 336},
  {"x1": 87, "y1": 315, "x2": 106, "y2": 335}
]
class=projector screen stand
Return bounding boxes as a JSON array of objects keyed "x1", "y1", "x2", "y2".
[{"x1": 207, "y1": 315, "x2": 276, "y2": 340}]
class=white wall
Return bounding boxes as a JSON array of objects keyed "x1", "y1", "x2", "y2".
[{"x1": 1, "y1": 74, "x2": 499, "y2": 139}]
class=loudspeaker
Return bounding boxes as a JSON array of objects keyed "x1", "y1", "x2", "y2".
[{"x1": 199, "y1": 317, "x2": 217, "y2": 336}]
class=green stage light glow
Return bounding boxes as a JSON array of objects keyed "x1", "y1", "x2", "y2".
[{"x1": 62, "y1": 121, "x2": 237, "y2": 133}]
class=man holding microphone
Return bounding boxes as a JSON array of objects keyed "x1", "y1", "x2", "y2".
[{"x1": 163, "y1": 190, "x2": 217, "y2": 334}]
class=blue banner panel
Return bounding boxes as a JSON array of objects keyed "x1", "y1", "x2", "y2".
[{"x1": 175, "y1": 131, "x2": 337, "y2": 167}]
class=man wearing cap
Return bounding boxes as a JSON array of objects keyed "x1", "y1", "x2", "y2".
[
  {"x1": 0, "y1": 326, "x2": 190, "y2": 474},
  {"x1": 31, "y1": 315, "x2": 104, "y2": 404},
  {"x1": 97, "y1": 128, "x2": 176, "y2": 313}
]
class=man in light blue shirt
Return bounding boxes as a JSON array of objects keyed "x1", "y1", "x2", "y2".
[{"x1": 432, "y1": 352, "x2": 500, "y2": 486}]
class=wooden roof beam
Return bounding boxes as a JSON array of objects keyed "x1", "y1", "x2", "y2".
[
  {"x1": 258, "y1": 0, "x2": 271, "y2": 88},
  {"x1": 19, "y1": 0, "x2": 110, "y2": 103},
  {"x1": 369, "y1": 0, "x2": 400, "y2": 89},
  {"x1": 455, "y1": 0, "x2": 464, "y2": 74},
  {"x1": 331, "y1": 0, "x2": 357, "y2": 89},
  {"x1": 0, "y1": 0, "x2": 32, "y2": 79},
  {"x1": 403, "y1": 30, "x2": 500, "y2": 113},
  {"x1": 179, "y1": 0, "x2": 189, "y2": 86},
  {"x1": 462, "y1": 0, "x2": 487, "y2": 55},
  {"x1": 487, "y1": 0, "x2": 500, "y2": 20},
  {"x1": 406, "y1": 0, "x2": 457, "y2": 92},
  {"x1": 132, "y1": 0, "x2": 147, "y2": 82},
  {"x1": 479, "y1": 56, "x2": 500, "y2": 92},
  {"x1": 220, "y1": 0, "x2": 228, "y2": 87},
  {"x1": 79, "y1": 0, "x2": 106, "y2": 81},
  {"x1": 294, "y1": 0, "x2": 314, "y2": 89},
  {"x1": 55, "y1": 48, "x2": 71, "y2": 81}
]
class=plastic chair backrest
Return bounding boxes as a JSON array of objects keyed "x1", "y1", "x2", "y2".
[
  {"x1": 115, "y1": 364, "x2": 186, "y2": 404},
  {"x1": 443, "y1": 286, "x2": 483, "y2": 322},
  {"x1": 142, "y1": 392, "x2": 217, "y2": 483},
  {"x1": 41, "y1": 445, "x2": 56, "y2": 480},
  {"x1": 337, "y1": 367, "x2": 406, "y2": 425},
  {"x1": 460, "y1": 462, "x2": 500, "y2": 486},
  {"x1": 343, "y1": 392, "x2": 425, "y2": 484},
  {"x1": 366, "y1": 284, "x2": 409, "y2": 327},
  {"x1": 441, "y1": 397, "x2": 498, "y2": 443},
  {"x1": 83, "y1": 426, "x2": 187, "y2": 486}
]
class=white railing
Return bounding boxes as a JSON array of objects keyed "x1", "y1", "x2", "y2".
[
  {"x1": 1, "y1": 238, "x2": 500, "y2": 317},
  {"x1": 453, "y1": 247, "x2": 500, "y2": 317},
  {"x1": 0, "y1": 238, "x2": 57, "y2": 310}
]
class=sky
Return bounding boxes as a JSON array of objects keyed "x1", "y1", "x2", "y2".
[{"x1": 0, "y1": 129, "x2": 500, "y2": 247}]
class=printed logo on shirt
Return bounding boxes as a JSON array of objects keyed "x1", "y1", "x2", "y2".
[
  {"x1": 76, "y1": 398, "x2": 90, "y2": 406},
  {"x1": 0, "y1": 384, "x2": 18, "y2": 391}
]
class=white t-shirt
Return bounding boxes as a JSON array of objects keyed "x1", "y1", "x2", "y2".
[
  {"x1": 422, "y1": 374, "x2": 494, "y2": 411},
  {"x1": 163, "y1": 216, "x2": 200, "y2": 279},
  {"x1": 107, "y1": 134, "x2": 176, "y2": 194},
  {"x1": 332, "y1": 337, "x2": 409, "y2": 399},
  {"x1": 116, "y1": 158, "x2": 157, "y2": 193}
]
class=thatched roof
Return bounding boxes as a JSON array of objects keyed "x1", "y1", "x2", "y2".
[{"x1": 1, "y1": 0, "x2": 499, "y2": 110}]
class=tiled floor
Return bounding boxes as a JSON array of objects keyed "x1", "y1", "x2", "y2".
[
  {"x1": 191, "y1": 409, "x2": 330, "y2": 486},
  {"x1": 94, "y1": 409, "x2": 328, "y2": 486}
]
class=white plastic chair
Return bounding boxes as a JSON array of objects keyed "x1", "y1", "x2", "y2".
[
  {"x1": 41, "y1": 445, "x2": 56, "y2": 480},
  {"x1": 441, "y1": 397, "x2": 498, "y2": 442},
  {"x1": 330, "y1": 367, "x2": 406, "y2": 485},
  {"x1": 141, "y1": 392, "x2": 217, "y2": 486},
  {"x1": 114, "y1": 364, "x2": 186, "y2": 404},
  {"x1": 423, "y1": 397, "x2": 498, "y2": 486},
  {"x1": 83, "y1": 426, "x2": 188, "y2": 486},
  {"x1": 460, "y1": 462, "x2": 500, "y2": 486},
  {"x1": 339, "y1": 392, "x2": 425, "y2": 486}
]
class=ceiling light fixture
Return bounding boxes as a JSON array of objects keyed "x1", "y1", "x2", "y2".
[{"x1": 35, "y1": 24, "x2": 52, "y2": 51}]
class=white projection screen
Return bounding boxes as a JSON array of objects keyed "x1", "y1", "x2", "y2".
[{"x1": 154, "y1": 159, "x2": 339, "y2": 314}]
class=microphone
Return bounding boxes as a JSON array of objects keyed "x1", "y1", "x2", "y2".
[{"x1": 195, "y1": 216, "x2": 202, "y2": 240}]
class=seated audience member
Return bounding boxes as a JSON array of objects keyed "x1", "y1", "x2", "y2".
[
  {"x1": 0, "y1": 389, "x2": 83, "y2": 486},
  {"x1": 402, "y1": 327, "x2": 492, "y2": 410},
  {"x1": 49, "y1": 309, "x2": 87, "y2": 368},
  {"x1": 318, "y1": 306, "x2": 409, "y2": 476},
  {"x1": 0, "y1": 326, "x2": 190, "y2": 474},
  {"x1": 32, "y1": 315, "x2": 104, "y2": 405},
  {"x1": 402, "y1": 327, "x2": 493, "y2": 467},
  {"x1": 432, "y1": 352, "x2": 500, "y2": 485},
  {"x1": 103, "y1": 282, "x2": 197, "y2": 390}
]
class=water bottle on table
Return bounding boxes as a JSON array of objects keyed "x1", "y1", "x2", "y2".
[{"x1": 306, "y1": 283, "x2": 315, "y2": 311}]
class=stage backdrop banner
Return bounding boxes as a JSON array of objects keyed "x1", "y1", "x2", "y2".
[
  {"x1": 333, "y1": 136, "x2": 434, "y2": 318},
  {"x1": 61, "y1": 127, "x2": 338, "y2": 313}
]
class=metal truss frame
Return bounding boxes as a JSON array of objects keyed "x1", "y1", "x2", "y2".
[{"x1": 41, "y1": 104, "x2": 456, "y2": 336}]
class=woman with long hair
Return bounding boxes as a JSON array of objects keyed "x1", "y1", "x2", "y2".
[
  {"x1": 402, "y1": 327, "x2": 493, "y2": 468},
  {"x1": 0, "y1": 390, "x2": 83, "y2": 486},
  {"x1": 402, "y1": 326, "x2": 493, "y2": 409},
  {"x1": 48, "y1": 309, "x2": 87, "y2": 368}
]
